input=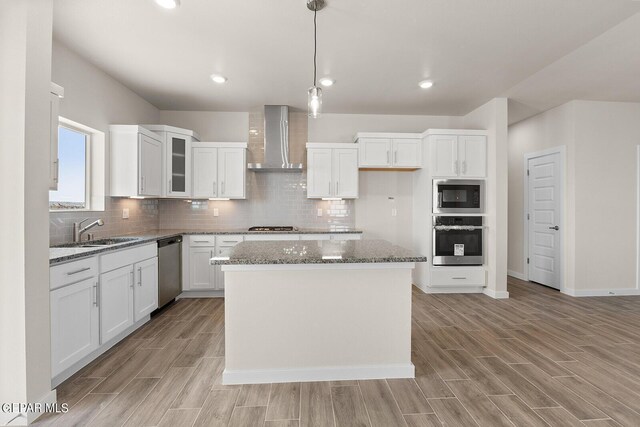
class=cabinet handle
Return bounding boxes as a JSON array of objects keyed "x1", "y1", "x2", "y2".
[
  {"x1": 130, "y1": 270, "x2": 134, "y2": 288},
  {"x1": 138, "y1": 267, "x2": 142, "y2": 286},
  {"x1": 462, "y1": 161, "x2": 467, "y2": 174},
  {"x1": 336, "y1": 181, "x2": 339, "y2": 195},
  {"x1": 193, "y1": 240, "x2": 211, "y2": 243},
  {"x1": 169, "y1": 179, "x2": 172, "y2": 193},
  {"x1": 66, "y1": 267, "x2": 91, "y2": 276},
  {"x1": 93, "y1": 281, "x2": 98, "y2": 306},
  {"x1": 221, "y1": 181, "x2": 225, "y2": 195},
  {"x1": 328, "y1": 181, "x2": 331, "y2": 195},
  {"x1": 394, "y1": 150, "x2": 397, "y2": 164},
  {"x1": 454, "y1": 161, "x2": 458, "y2": 175},
  {"x1": 386, "y1": 151, "x2": 390, "y2": 164},
  {"x1": 210, "y1": 250, "x2": 214, "y2": 258},
  {"x1": 213, "y1": 181, "x2": 216, "y2": 197},
  {"x1": 452, "y1": 277, "x2": 467, "y2": 280}
]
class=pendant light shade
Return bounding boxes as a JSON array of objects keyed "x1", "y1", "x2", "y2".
[{"x1": 308, "y1": 86, "x2": 322, "y2": 119}]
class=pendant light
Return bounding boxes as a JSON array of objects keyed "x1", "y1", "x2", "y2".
[{"x1": 307, "y1": 0, "x2": 325, "y2": 118}]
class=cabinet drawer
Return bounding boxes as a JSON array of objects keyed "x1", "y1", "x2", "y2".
[
  {"x1": 430, "y1": 268, "x2": 485, "y2": 287},
  {"x1": 100, "y1": 243, "x2": 157, "y2": 273},
  {"x1": 330, "y1": 233, "x2": 362, "y2": 241},
  {"x1": 244, "y1": 234, "x2": 301, "y2": 241},
  {"x1": 216, "y1": 235, "x2": 244, "y2": 247},
  {"x1": 51, "y1": 257, "x2": 99, "y2": 290},
  {"x1": 189, "y1": 235, "x2": 216, "y2": 247},
  {"x1": 299, "y1": 234, "x2": 331, "y2": 241}
]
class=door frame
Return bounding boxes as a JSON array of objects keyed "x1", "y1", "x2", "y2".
[{"x1": 523, "y1": 145, "x2": 566, "y2": 291}]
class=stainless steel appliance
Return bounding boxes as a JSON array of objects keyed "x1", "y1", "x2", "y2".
[
  {"x1": 433, "y1": 216, "x2": 483, "y2": 265},
  {"x1": 247, "y1": 105, "x2": 303, "y2": 172},
  {"x1": 433, "y1": 179, "x2": 484, "y2": 213},
  {"x1": 248, "y1": 226, "x2": 299, "y2": 232},
  {"x1": 158, "y1": 236, "x2": 182, "y2": 308}
]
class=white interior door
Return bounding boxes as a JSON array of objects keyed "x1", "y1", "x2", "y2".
[{"x1": 527, "y1": 152, "x2": 562, "y2": 289}]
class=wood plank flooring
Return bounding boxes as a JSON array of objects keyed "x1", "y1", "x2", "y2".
[{"x1": 34, "y1": 277, "x2": 640, "y2": 426}]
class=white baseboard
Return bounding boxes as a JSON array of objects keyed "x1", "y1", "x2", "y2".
[
  {"x1": 223, "y1": 363, "x2": 415, "y2": 385},
  {"x1": 178, "y1": 290, "x2": 224, "y2": 298},
  {"x1": 424, "y1": 286, "x2": 484, "y2": 294},
  {"x1": 483, "y1": 288, "x2": 510, "y2": 299},
  {"x1": 507, "y1": 270, "x2": 527, "y2": 281},
  {"x1": 562, "y1": 287, "x2": 640, "y2": 297}
]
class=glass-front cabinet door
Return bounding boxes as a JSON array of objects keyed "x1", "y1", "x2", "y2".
[{"x1": 166, "y1": 132, "x2": 191, "y2": 197}]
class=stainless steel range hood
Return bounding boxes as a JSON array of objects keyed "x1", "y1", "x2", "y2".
[{"x1": 247, "y1": 105, "x2": 303, "y2": 172}]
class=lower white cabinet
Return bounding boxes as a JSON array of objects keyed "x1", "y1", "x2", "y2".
[
  {"x1": 100, "y1": 265, "x2": 135, "y2": 344},
  {"x1": 134, "y1": 257, "x2": 159, "y2": 322},
  {"x1": 50, "y1": 277, "x2": 99, "y2": 378},
  {"x1": 189, "y1": 246, "x2": 216, "y2": 290},
  {"x1": 430, "y1": 267, "x2": 486, "y2": 287}
]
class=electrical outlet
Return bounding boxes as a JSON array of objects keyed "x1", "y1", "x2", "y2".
[
  {"x1": 213, "y1": 208, "x2": 219, "y2": 217},
  {"x1": 122, "y1": 208, "x2": 129, "y2": 219},
  {"x1": 317, "y1": 208, "x2": 323, "y2": 217},
  {"x1": 391, "y1": 208, "x2": 398, "y2": 217}
]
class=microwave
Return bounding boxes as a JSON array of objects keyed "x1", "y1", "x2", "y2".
[{"x1": 433, "y1": 179, "x2": 484, "y2": 214}]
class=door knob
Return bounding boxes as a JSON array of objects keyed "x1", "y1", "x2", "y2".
[{"x1": 548, "y1": 226, "x2": 559, "y2": 231}]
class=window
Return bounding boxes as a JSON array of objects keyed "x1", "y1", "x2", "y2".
[{"x1": 49, "y1": 124, "x2": 91, "y2": 210}]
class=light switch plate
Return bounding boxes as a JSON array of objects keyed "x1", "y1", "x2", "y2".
[
  {"x1": 317, "y1": 208, "x2": 323, "y2": 217},
  {"x1": 122, "y1": 208, "x2": 129, "y2": 219},
  {"x1": 213, "y1": 208, "x2": 219, "y2": 217}
]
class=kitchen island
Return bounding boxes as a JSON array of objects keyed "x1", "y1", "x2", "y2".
[{"x1": 211, "y1": 239, "x2": 427, "y2": 384}]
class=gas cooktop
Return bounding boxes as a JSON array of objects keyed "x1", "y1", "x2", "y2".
[{"x1": 248, "y1": 226, "x2": 299, "y2": 232}]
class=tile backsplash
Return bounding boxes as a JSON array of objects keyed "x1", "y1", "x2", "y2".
[
  {"x1": 50, "y1": 173, "x2": 355, "y2": 245},
  {"x1": 159, "y1": 172, "x2": 355, "y2": 230},
  {"x1": 49, "y1": 198, "x2": 159, "y2": 246}
]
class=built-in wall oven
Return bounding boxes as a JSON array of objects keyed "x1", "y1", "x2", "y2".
[
  {"x1": 433, "y1": 179, "x2": 484, "y2": 213},
  {"x1": 433, "y1": 216, "x2": 483, "y2": 266}
]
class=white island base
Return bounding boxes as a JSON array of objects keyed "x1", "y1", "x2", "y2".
[{"x1": 221, "y1": 263, "x2": 415, "y2": 385}]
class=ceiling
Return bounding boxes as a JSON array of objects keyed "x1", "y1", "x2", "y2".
[{"x1": 53, "y1": 0, "x2": 640, "y2": 117}]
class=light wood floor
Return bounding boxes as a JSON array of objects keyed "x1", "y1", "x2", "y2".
[{"x1": 35, "y1": 277, "x2": 640, "y2": 427}]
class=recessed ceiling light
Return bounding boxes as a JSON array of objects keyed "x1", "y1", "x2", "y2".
[
  {"x1": 210, "y1": 74, "x2": 228, "y2": 84},
  {"x1": 419, "y1": 80, "x2": 434, "y2": 89},
  {"x1": 319, "y1": 77, "x2": 335, "y2": 87},
  {"x1": 155, "y1": 0, "x2": 180, "y2": 9}
]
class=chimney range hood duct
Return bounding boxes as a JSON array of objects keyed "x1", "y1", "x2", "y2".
[{"x1": 248, "y1": 105, "x2": 303, "y2": 172}]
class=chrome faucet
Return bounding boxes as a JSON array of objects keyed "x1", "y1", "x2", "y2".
[{"x1": 73, "y1": 218, "x2": 104, "y2": 242}]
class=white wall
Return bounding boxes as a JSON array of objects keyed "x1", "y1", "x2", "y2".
[
  {"x1": 462, "y1": 98, "x2": 510, "y2": 298},
  {"x1": 158, "y1": 110, "x2": 249, "y2": 141},
  {"x1": 0, "y1": 1, "x2": 54, "y2": 424},
  {"x1": 508, "y1": 100, "x2": 640, "y2": 295}
]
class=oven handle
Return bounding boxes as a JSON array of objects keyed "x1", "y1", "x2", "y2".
[{"x1": 433, "y1": 226, "x2": 485, "y2": 231}]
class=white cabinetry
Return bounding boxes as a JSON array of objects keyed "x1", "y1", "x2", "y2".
[
  {"x1": 110, "y1": 126, "x2": 163, "y2": 197},
  {"x1": 186, "y1": 235, "x2": 243, "y2": 291},
  {"x1": 133, "y1": 257, "x2": 159, "y2": 322},
  {"x1": 49, "y1": 83, "x2": 64, "y2": 190},
  {"x1": 355, "y1": 133, "x2": 422, "y2": 169},
  {"x1": 50, "y1": 257, "x2": 99, "y2": 378},
  {"x1": 192, "y1": 143, "x2": 247, "y2": 199},
  {"x1": 99, "y1": 265, "x2": 135, "y2": 343},
  {"x1": 144, "y1": 125, "x2": 200, "y2": 198},
  {"x1": 429, "y1": 133, "x2": 487, "y2": 178},
  {"x1": 306, "y1": 143, "x2": 358, "y2": 199}
]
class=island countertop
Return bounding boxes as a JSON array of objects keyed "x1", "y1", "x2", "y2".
[{"x1": 210, "y1": 239, "x2": 427, "y2": 265}]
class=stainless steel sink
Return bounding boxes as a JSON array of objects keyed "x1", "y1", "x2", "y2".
[{"x1": 53, "y1": 237, "x2": 142, "y2": 249}]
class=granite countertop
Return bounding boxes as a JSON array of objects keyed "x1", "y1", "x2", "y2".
[
  {"x1": 50, "y1": 228, "x2": 363, "y2": 265},
  {"x1": 210, "y1": 239, "x2": 427, "y2": 265}
]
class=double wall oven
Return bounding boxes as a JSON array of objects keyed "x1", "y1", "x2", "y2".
[{"x1": 432, "y1": 179, "x2": 485, "y2": 266}]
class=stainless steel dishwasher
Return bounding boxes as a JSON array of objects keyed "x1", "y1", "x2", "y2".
[{"x1": 157, "y1": 236, "x2": 182, "y2": 308}]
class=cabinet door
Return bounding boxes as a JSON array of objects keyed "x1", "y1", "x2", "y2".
[
  {"x1": 458, "y1": 135, "x2": 487, "y2": 178},
  {"x1": 217, "y1": 148, "x2": 245, "y2": 199},
  {"x1": 430, "y1": 135, "x2": 458, "y2": 177},
  {"x1": 49, "y1": 92, "x2": 60, "y2": 190},
  {"x1": 213, "y1": 246, "x2": 233, "y2": 291},
  {"x1": 134, "y1": 257, "x2": 158, "y2": 322},
  {"x1": 192, "y1": 147, "x2": 218, "y2": 198},
  {"x1": 166, "y1": 132, "x2": 191, "y2": 197},
  {"x1": 333, "y1": 149, "x2": 359, "y2": 198},
  {"x1": 358, "y1": 138, "x2": 391, "y2": 167},
  {"x1": 100, "y1": 265, "x2": 134, "y2": 344},
  {"x1": 139, "y1": 134, "x2": 162, "y2": 196},
  {"x1": 392, "y1": 139, "x2": 421, "y2": 168},
  {"x1": 307, "y1": 148, "x2": 333, "y2": 198},
  {"x1": 189, "y1": 247, "x2": 215, "y2": 290},
  {"x1": 50, "y1": 277, "x2": 99, "y2": 377}
]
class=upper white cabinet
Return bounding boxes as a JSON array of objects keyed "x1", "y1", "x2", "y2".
[
  {"x1": 428, "y1": 132, "x2": 487, "y2": 178},
  {"x1": 110, "y1": 125, "x2": 163, "y2": 197},
  {"x1": 192, "y1": 143, "x2": 247, "y2": 199},
  {"x1": 355, "y1": 133, "x2": 422, "y2": 169},
  {"x1": 143, "y1": 125, "x2": 200, "y2": 198},
  {"x1": 49, "y1": 83, "x2": 64, "y2": 190},
  {"x1": 306, "y1": 143, "x2": 358, "y2": 199}
]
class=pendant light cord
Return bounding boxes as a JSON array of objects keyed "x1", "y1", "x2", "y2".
[{"x1": 313, "y1": 6, "x2": 317, "y2": 86}]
